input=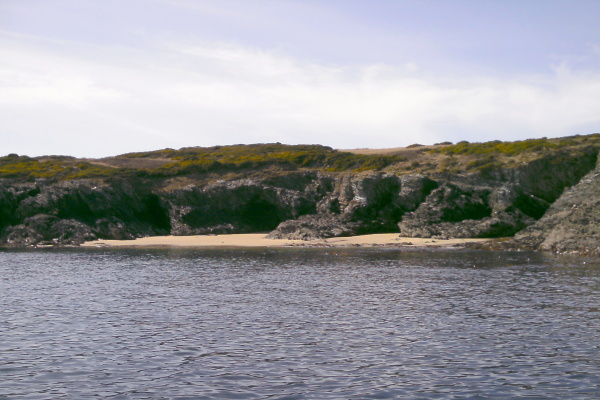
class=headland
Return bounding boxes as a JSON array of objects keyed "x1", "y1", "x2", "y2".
[{"x1": 1, "y1": 134, "x2": 599, "y2": 255}]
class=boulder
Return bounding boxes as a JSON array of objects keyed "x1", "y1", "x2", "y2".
[
  {"x1": 267, "y1": 214, "x2": 357, "y2": 240},
  {"x1": 3, "y1": 214, "x2": 96, "y2": 246}
]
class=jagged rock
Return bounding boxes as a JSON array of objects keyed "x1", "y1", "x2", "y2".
[
  {"x1": 267, "y1": 156, "x2": 598, "y2": 241},
  {"x1": 5, "y1": 224, "x2": 43, "y2": 246},
  {"x1": 398, "y1": 183, "x2": 540, "y2": 238},
  {"x1": 318, "y1": 173, "x2": 403, "y2": 227},
  {"x1": 269, "y1": 173, "x2": 436, "y2": 239},
  {"x1": 502, "y1": 147, "x2": 599, "y2": 203},
  {"x1": 162, "y1": 174, "x2": 327, "y2": 235},
  {"x1": 401, "y1": 210, "x2": 535, "y2": 239},
  {"x1": 511, "y1": 154, "x2": 600, "y2": 255},
  {"x1": 50, "y1": 219, "x2": 97, "y2": 245},
  {"x1": 395, "y1": 149, "x2": 594, "y2": 240},
  {"x1": 267, "y1": 214, "x2": 357, "y2": 240},
  {"x1": 94, "y1": 217, "x2": 137, "y2": 240},
  {"x1": 3, "y1": 214, "x2": 96, "y2": 246},
  {"x1": 397, "y1": 175, "x2": 439, "y2": 211},
  {"x1": 0, "y1": 179, "x2": 170, "y2": 246},
  {"x1": 0, "y1": 147, "x2": 598, "y2": 248}
]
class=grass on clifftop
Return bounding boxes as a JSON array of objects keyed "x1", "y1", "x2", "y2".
[
  {"x1": 375, "y1": 134, "x2": 600, "y2": 175},
  {"x1": 0, "y1": 154, "x2": 121, "y2": 181},
  {"x1": 430, "y1": 134, "x2": 600, "y2": 174},
  {"x1": 1, "y1": 134, "x2": 598, "y2": 181},
  {"x1": 0, "y1": 144, "x2": 405, "y2": 181},
  {"x1": 123, "y1": 143, "x2": 405, "y2": 176},
  {"x1": 429, "y1": 135, "x2": 600, "y2": 156}
]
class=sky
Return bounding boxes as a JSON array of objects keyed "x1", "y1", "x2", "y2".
[{"x1": 1, "y1": 0, "x2": 600, "y2": 158}]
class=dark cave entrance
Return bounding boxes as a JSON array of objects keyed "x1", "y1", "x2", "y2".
[{"x1": 240, "y1": 197, "x2": 282, "y2": 231}]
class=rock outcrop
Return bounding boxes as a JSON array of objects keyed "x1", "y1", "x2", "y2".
[
  {"x1": 397, "y1": 149, "x2": 597, "y2": 239},
  {"x1": 162, "y1": 172, "x2": 331, "y2": 236},
  {"x1": 0, "y1": 179, "x2": 170, "y2": 246},
  {"x1": 0, "y1": 147, "x2": 598, "y2": 250},
  {"x1": 397, "y1": 183, "x2": 544, "y2": 238},
  {"x1": 268, "y1": 174, "x2": 437, "y2": 239},
  {"x1": 269, "y1": 150, "x2": 598, "y2": 241},
  {"x1": 509, "y1": 154, "x2": 600, "y2": 255}
]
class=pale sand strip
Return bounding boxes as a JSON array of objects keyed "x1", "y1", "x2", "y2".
[{"x1": 82, "y1": 233, "x2": 493, "y2": 249}]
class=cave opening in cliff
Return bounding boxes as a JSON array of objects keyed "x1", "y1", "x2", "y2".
[{"x1": 240, "y1": 197, "x2": 282, "y2": 231}]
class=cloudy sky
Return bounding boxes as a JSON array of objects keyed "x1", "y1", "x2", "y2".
[{"x1": 2, "y1": 0, "x2": 600, "y2": 158}]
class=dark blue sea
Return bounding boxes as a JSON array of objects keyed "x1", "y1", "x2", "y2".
[{"x1": 1, "y1": 248, "x2": 599, "y2": 399}]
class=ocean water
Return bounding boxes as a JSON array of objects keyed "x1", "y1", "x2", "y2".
[{"x1": 1, "y1": 247, "x2": 599, "y2": 399}]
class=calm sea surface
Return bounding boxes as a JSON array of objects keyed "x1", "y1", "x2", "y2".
[{"x1": 1, "y1": 248, "x2": 599, "y2": 399}]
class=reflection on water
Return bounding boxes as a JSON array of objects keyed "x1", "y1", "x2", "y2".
[{"x1": 1, "y1": 248, "x2": 599, "y2": 399}]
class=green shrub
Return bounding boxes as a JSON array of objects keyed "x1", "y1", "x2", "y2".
[
  {"x1": 141, "y1": 143, "x2": 405, "y2": 176},
  {"x1": 0, "y1": 158, "x2": 120, "y2": 180},
  {"x1": 431, "y1": 138, "x2": 561, "y2": 156}
]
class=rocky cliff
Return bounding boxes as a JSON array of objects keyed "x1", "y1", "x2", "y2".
[
  {"x1": 0, "y1": 180, "x2": 170, "y2": 246},
  {"x1": 508, "y1": 154, "x2": 600, "y2": 255},
  {"x1": 1, "y1": 136, "x2": 599, "y2": 251},
  {"x1": 267, "y1": 149, "x2": 598, "y2": 241}
]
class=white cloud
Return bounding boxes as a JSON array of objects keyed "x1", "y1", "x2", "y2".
[
  {"x1": 1, "y1": 34, "x2": 600, "y2": 157},
  {"x1": 0, "y1": 73, "x2": 122, "y2": 106}
]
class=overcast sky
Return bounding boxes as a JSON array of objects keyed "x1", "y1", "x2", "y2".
[{"x1": 2, "y1": 0, "x2": 600, "y2": 158}]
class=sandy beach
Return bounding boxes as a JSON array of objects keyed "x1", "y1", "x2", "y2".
[{"x1": 82, "y1": 233, "x2": 493, "y2": 249}]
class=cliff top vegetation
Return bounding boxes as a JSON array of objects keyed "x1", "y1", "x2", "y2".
[
  {"x1": 1, "y1": 134, "x2": 598, "y2": 182},
  {"x1": 347, "y1": 134, "x2": 600, "y2": 175},
  {"x1": 0, "y1": 144, "x2": 405, "y2": 181}
]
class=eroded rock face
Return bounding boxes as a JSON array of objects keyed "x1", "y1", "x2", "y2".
[
  {"x1": 162, "y1": 172, "x2": 332, "y2": 236},
  {"x1": 268, "y1": 173, "x2": 437, "y2": 239},
  {"x1": 398, "y1": 183, "x2": 541, "y2": 238},
  {"x1": 161, "y1": 150, "x2": 599, "y2": 242},
  {"x1": 396, "y1": 149, "x2": 598, "y2": 240},
  {"x1": 5, "y1": 214, "x2": 97, "y2": 246},
  {"x1": 0, "y1": 149, "x2": 598, "y2": 248},
  {"x1": 0, "y1": 179, "x2": 170, "y2": 246},
  {"x1": 269, "y1": 164, "x2": 580, "y2": 242},
  {"x1": 510, "y1": 154, "x2": 600, "y2": 255},
  {"x1": 267, "y1": 214, "x2": 357, "y2": 241}
]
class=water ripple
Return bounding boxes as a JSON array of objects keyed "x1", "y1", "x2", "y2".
[{"x1": 1, "y1": 248, "x2": 599, "y2": 399}]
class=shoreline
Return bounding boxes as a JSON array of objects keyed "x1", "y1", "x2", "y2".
[{"x1": 81, "y1": 233, "x2": 495, "y2": 249}]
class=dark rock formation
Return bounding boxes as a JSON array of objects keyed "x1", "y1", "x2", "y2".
[
  {"x1": 397, "y1": 149, "x2": 598, "y2": 239},
  {"x1": 267, "y1": 214, "x2": 358, "y2": 241},
  {"x1": 5, "y1": 214, "x2": 96, "y2": 246},
  {"x1": 398, "y1": 183, "x2": 540, "y2": 238},
  {"x1": 0, "y1": 147, "x2": 598, "y2": 249},
  {"x1": 0, "y1": 179, "x2": 170, "y2": 246},
  {"x1": 162, "y1": 172, "x2": 332, "y2": 236},
  {"x1": 509, "y1": 154, "x2": 600, "y2": 255},
  {"x1": 268, "y1": 173, "x2": 438, "y2": 239},
  {"x1": 270, "y1": 151, "x2": 597, "y2": 242}
]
